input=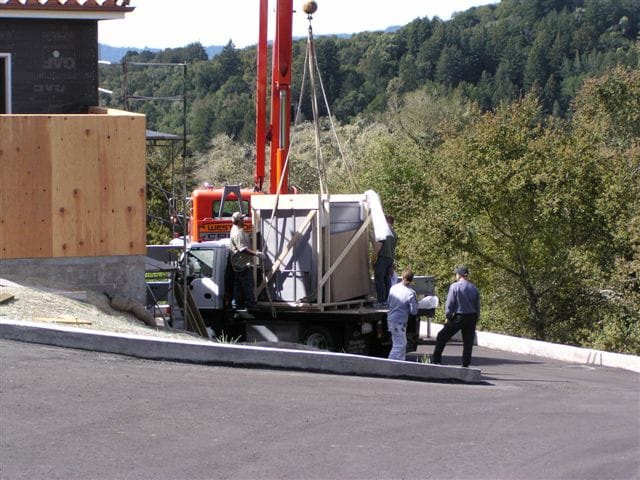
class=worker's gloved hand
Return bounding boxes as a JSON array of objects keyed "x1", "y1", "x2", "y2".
[{"x1": 255, "y1": 251, "x2": 265, "y2": 258}]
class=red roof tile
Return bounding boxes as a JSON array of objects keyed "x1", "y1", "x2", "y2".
[{"x1": 0, "y1": 0, "x2": 134, "y2": 13}]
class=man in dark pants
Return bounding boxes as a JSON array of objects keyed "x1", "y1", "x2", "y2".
[
  {"x1": 432, "y1": 265, "x2": 480, "y2": 367},
  {"x1": 373, "y1": 215, "x2": 397, "y2": 307},
  {"x1": 229, "y1": 211, "x2": 263, "y2": 310}
]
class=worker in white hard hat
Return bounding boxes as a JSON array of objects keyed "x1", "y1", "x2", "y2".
[{"x1": 229, "y1": 211, "x2": 263, "y2": 310}]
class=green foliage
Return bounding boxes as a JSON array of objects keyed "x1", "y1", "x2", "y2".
[
  {"x1": 418, "y1": 353, "x2": 432, "y2": 364},
  {"x1": 351, "y1": 64, "x2": 639, "y2": 354},
  {"x1": 146, "y1": 145, "x2": 199, "y2": 245},
  {"x1": 194, "y1": 134, "x2": 255, "y2": 188},
  {"x1": 359, "y1": 87, "x2": 479, "y2": 274},
  {"x1": 99, "y1": 0, "x2": 639, "y2": 151},
  {"x1": 146, "y1": 149, "x2": 180, "y2": 245},
  {"x1": 569, "y1": 65, "x2": 640, "y2": 354},
  {"x1": 416, "y1": 68, "x2": 636, "y2": 353}
]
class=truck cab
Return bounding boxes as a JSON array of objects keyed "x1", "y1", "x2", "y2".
[{"x1": 189, "y1": 185, "x2": 262, "y2": 242}]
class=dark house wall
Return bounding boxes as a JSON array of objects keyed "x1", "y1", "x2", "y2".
[{"x1": 0, "y1": 18, "x2": 98, "y2": 113}]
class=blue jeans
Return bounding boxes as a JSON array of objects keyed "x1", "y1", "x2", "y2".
[
  {"x1": 232, "y1": 268, "x2": 255, "y2": 309},
  {"x1": 388, "y1": 322, "x2": 407, "y2": 360},
  {"x1": 374, "y1": 255, "x2": 394, "y2": 303}
]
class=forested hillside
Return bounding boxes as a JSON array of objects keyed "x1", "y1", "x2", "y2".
[
  {"x1": 98, "y1": 0, "x2": 640, "y2": 354},
  {"x1": 99, "y1": 0, "x2": 639, "y2": 149}
]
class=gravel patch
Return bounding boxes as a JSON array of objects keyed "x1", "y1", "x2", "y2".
[{"x1": 0, "y1": 278, "x2": 209, "y2": 343}]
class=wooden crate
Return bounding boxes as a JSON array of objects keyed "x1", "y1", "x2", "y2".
[
  {"x1": 252, "y1": 194, "x2": 372, "y2": 309},
  {"x1": 0, "y1": 108, "x2": 146, "y2": 259}
]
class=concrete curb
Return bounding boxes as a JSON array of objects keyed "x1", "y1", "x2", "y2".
[
  {"x1": 421, "y1": 322, "x2": 640, "y2": 373},
  {"x1": 0, "y1": 320, "x2": 481, "y2": 383}
]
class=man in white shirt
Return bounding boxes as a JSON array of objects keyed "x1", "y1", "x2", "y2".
[
  {"x1": 386, "y1": 268, "x2": 418, "y2": 360},
  {"x1": 229, "y1": 211, "x2": 262, "y2": 310}
]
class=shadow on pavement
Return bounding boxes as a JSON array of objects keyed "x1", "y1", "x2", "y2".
[{"x1": 469, "y1": 355, "x2": 543, "y2": 367}]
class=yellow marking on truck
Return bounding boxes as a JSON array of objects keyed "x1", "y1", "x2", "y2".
[
  {"x1": 200, "y1": 224, "x2": 231, "y2": 232},
  {"x1": 199, "y1": 223, "x2": 253, "y2": 233}
]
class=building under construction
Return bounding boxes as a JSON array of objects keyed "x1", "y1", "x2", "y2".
[{"x1": 0, "y1": 0, "x2": 147, "y2": 303}]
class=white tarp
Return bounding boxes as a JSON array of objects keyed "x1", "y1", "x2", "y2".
[
  {"x1": 419, "y1": 295, "x2": 439, "y2": 309},
  {"x1": 365, "y1": 190, "x2": 392, "y2": 242}
]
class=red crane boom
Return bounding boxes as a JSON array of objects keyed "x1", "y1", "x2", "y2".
[{"x1": 256, "y1": 0, "x2": 293, "y2": 195}]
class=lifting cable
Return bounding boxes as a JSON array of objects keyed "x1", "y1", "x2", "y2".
[
  {"x1": 258, "y1": 10, "x2": 324, "y2": 310},
  {"x1": 307, "y1": 22, "x2": 359, "y2": 192},
  {"x1": 259, "y1": 10, "x2": 317, "y2": 295},
  {"x1": 285, "y1": 9, "x2": 360, "y2": 194},
  {"x1": 305, "y1": 19, "x2": 328, "y2": 195},
  {"x1": 258, "y1": 9, "x2": 364, "y2": 310}
]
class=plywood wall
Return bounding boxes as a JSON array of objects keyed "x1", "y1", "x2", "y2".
[{"x1": 0, "y1": 109, "x2": 146, "y2": 259}]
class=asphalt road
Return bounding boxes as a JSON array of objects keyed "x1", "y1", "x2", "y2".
[{"x1": 1, "y1": 339, "x2": 638, "y2": 480}]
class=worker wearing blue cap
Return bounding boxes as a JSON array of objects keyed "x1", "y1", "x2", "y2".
[{"x1": 432, "y1": 265, "x2": 480, "y2": 367}]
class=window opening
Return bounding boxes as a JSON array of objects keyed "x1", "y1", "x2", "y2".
[
  {"x1": 0, "y1": 54, "x2": 12, "y2": 114},
  {"x1": 213, "y1": 200, "x2": 249, "y2": 218}
]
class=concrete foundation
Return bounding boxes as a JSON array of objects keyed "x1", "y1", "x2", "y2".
[{"x1": 0, "y1": 255, "x2": 146, "y2": 304}]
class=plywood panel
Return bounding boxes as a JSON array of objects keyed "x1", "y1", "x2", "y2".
[
  {"x1": 99, "y1": 114, "x2": 147, "y2": 256},
  {"x1": 0, "y1": 115, "x2": 53, "y2": 258},
  {"x1": 1, "y1": 110, "x2": 146, "y2": 260},
  {"x1": 50, "y1": 113, "x2": 146, "y2": 257},
  {"x1": 51, "y1": 115, "x2": 102, "y2": 257}
]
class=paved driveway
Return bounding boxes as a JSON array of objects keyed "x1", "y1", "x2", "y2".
[{"x1": 1, "y1": 339, "x2": 638, "y2": 480}]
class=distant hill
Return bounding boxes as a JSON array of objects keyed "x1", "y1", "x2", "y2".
[
  {"x1": 205, "y1": 45, "x2": 224, "y2": 59},
  {"x1": 98, "y1": 31, "x2": 371, "y2": 63},
  {"x1": 98, "y1": 44, "x2": 224, "y2": 63}
]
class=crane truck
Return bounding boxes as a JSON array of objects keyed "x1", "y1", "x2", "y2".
[{"x1": 148, "y1": 0, "x2": 434, "y2": 356}]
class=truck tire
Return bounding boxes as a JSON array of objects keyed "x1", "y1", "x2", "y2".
[{"x1": 301, "y1": 326, "x2": 336, "y2": 351}]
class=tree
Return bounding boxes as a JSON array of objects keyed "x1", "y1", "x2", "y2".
[
  {"x1": 313, "y1": 37, "x2": 343, "y2": 109},
  {"x1": 357, "y1": 34, "x2": 403, "y2": 113},
  {"x1": 416, "y1": 19, "x2": 446, "y2": 81},
  {"x1": 399, "y1": 17, "x2": 433, "y2": 57},
  {"x1": 569, "y1": 65, "x2": 640, "y2": 354},
  {"x1": 156, "y1": 42, "x2": 208, "y2": 63},
  {"x1": 423, "y1": 95, "x2": 608, "y2": 342},
  {"x1": 194, "y1": 134, "x2": 255, "y2": 188},
  {"x1": 216, "y1": 40, "x2": 242, "y2": 80},
  {"x1": 524, "y1": 35, "x2": 550, "y2": 91},
  {"x1": 493, "y1": 60, "x2": 520, "y2": 105},
  {"x1": 189, "y1": 96, "x2": 216, "y2": 152},
  {"x1": 397, "y1": 54, "x2": 420, "y2": 92},
  {"x1": 435, "y1": 44, "x2": 466, "y2": 87},
  {"x1": 353, "y1": 87, "x2": 478, "y2": 273}
]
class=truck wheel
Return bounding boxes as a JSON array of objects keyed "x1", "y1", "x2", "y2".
[{"x1": 301, "y1": 326, "x2": 335, "y2": 351}]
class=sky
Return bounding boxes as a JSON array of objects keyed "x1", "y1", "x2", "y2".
[{"x1": 99, "y1": 0, "x2": 498, "y2": 49}]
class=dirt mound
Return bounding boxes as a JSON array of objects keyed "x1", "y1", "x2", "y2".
[{"x1": 0, "y1": 278, "x2": 206, "y2": 342}]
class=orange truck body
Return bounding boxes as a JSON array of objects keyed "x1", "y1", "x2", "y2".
[{"x1": 189, "y1": 187, "x2": 262, "y2": 242}]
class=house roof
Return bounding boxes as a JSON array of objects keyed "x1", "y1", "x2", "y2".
[{"x1": 0, "y1": 0, "x2": 135, "y2": 21}]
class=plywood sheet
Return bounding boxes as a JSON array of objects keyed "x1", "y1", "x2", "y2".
[
  {"x1": 0, "y1": 115, "x2": 54, "y2": 258},
  {"x1": 51, "y1": 115, "x2": 102, "y2": 256},
  {"x1": 99, "y1": 114, "x2": 147, "y2": 255},
  {"x1": 1, "y1": 111, "x2": 146, "y2": 260}
]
